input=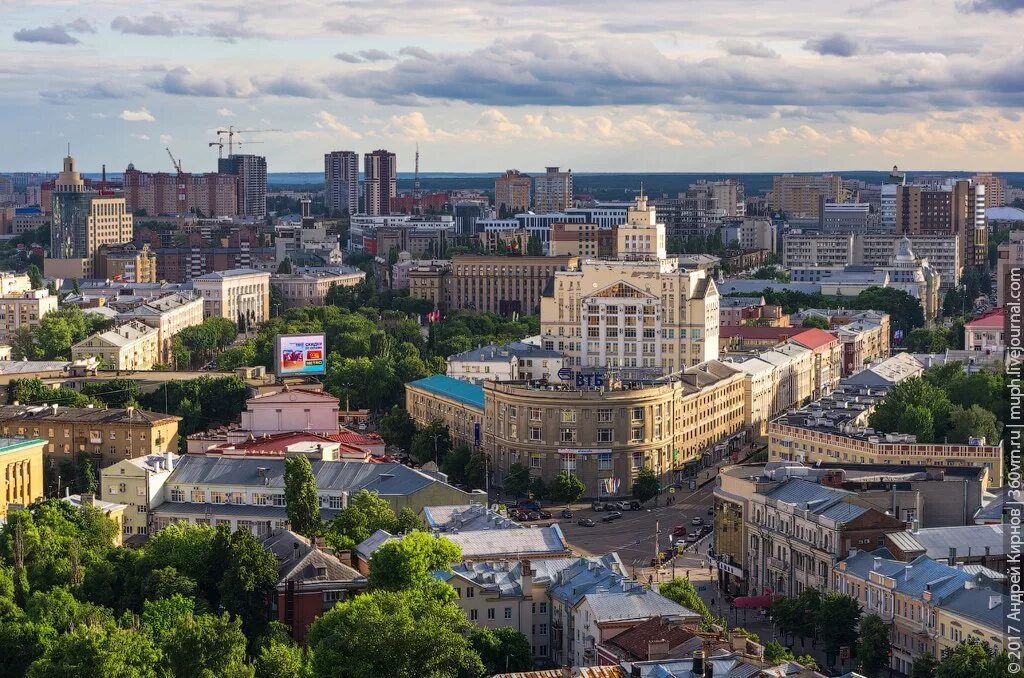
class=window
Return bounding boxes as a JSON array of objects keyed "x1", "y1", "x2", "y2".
[
  {"x1": 560, "y1": 428, "x2": 577, "y2": 443},
  {"x1": 599, "y1": 453, "x2": 612, "y2": 471},
  {"x1": 530, "y1": 427, "x2": 542, "y2": 441},
  {"x1": 505, "y1": 607, "x2": 512, "y2": 619},
  {"x1": 560, "y1": 409, "x2": 576, "y2": 423},
  {"x1": 487, "y1": 608, "x2": 495, "y2": 620},
  {"x1": 597, "y1": 428, "x2": 613, "y2": 443},
  {"x1": 539, "y1": 602, "x2": 547, "y2": 613},
  {"x1": 470, "y1": 609, "x2": 478, "y2": 621},
  {"x1": 466, "y1": 587, "x2": 475, "y2": 598},
  {"x1": 530, "y1": 455, "x2": 542, "y2": 469},
  {"x1": 170, "y1": 488, "x2": 184, "y2": 502},
  {"x1": 631, "y1": 407, "x2": 644, "y2": 421},
  {"x1": 539, "y1": 623, "x2": 547, "y2": 635},
  {"x1": 631, "y1": 427, "x2": 644, "y2": 442},
  {"x1": 529, "y1": 407, "x2": 542, "y2": 421},
  {"x1": 328, "y1": 496, "x2": 344, "y2": 509},
  {"x1": 597, "y1": 408, "x2": 612, "y2": 423}
]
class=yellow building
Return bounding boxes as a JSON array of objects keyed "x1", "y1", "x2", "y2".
[
  {"x1": 0, "y1": 437, "x2": 46, "y2": 517},
  {"x1": 494, "y1": 169, "x2": 532, "y2": 213},
  {"x1": 405, "y1": 374, "x2": 485, "y2": 453},
  {"x1": 101, "y1": 453, "x2": 177, "y2": 540},
  {"x1": 192, "y1": 268, "x2": 270, "y2": 326},
  {"x1": 770, "y1": 174, "x2": 844, "y2": 219},
  {"x1": 71, "y1": 319, "x2": 160, "y2": 370},
  {"x1": 0, "y1": 289, "x2": 58, "y2": 341},
  {"x1": 0, "y1": 404, "x2": 181, "y2": 473},
  {"x1": 64, "y1": 493, "x2": 128, "y2": 545},
  {"x1": 116, "y1": 292, "x2": 205, "y2": 364},
  {"x1": 96, "y1": 243, "x2": 157, "y2": 283}
]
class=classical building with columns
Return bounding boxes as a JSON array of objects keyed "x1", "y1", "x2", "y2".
[{"x1": 191, "y1": 268, "x2": 270, "y2": 326}]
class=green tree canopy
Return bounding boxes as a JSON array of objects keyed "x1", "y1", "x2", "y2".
[
  {"x1": 410, "y1": 420, "x2": 452, "y2": 465},
  {"x1": 659, "y1": 578, "x2": 712, "y2": 625},
  {"x1": 856, "y1": 614, "x2": 892, "y2": 676},
  {"x1": 284, "y1": 456, "x2": 321, "y2": 538},
  {"x1": 801, "y1": 315, "x2": 830, "y2": 330},
  {"x1": 378, "y1": 406, "x2": 416, "y2": 452},
  {"x1": 469, "y1": 626, "x2": 534, "y2": 674},
  {"x1": 325, "y1": 489, "x2": 400, "y2": 551},
  {"x1": 549, "y1": 471, "x2": 585, "y2": 505},
  {"x1": 632, "y1": 467, "x2": 661, "y2": 505},
  {"x1": 504, "y1": 463, "x2": 531, "y2": 499},
  {"x1": 367, "y1": 532, "x2": 461, "y2": 592},
  {"x1": 868, "y1": 377, "x2": 953, "y2": 443}
]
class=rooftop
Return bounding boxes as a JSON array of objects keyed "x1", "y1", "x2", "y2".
[
  {"x1": 0, "y1": 437, "x2": 46, "y2": 455},
  {"x1": 601, "y1": 616, "x2": 696, "y2": 661},
  {"x1": 886, "y1": 524, "x2": 1006, "y2": 559},
  {"x1": 843, "y1": 353, "x2": 924, "y2": 388},
  {"x1": 964, "y1": 308, "x2": 1004, "y2": 329},
  {"x1": 790, "y1": 328, "x2": 839, "y2": 351},
  {"x1": 76, "y1": 320, "x2": 157, "y2": 347},
  {"x1": 192, "y1": 268, "x2": 269, "y2": 280},
  {"x1": 262, "y1": 529, "x2": 365, "y2": 586},
  {"x1": 448, "y1": 341, "x2": 564, "y2": 363},
  {"x1": 407, "y1": 374, "x2": 485, "y2": 410},
  {"x1": 422, "y1": 503, "x2": 522, "y2": 532},
  {"x1": 444, "y1": 524, "x2": 570, "y2": 559},
  {"x1": 0, "y1": 404, "x2": 179, "y2": 426},
  {"x1": 62, "y1": 493, "x2": 128, "y2": 513}
]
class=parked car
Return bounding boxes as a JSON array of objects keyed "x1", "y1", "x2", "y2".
[
  {"x1": 707, "y1": 507, "x2": 714, "y2": 516},
  {"x1": 602, "y1": 511, "x2": 623, "y2": 522},
  {"x1": 691, "y1": 516, "x2": 703, "y2": 526},
  {"x1": 561, "y1": 509, "x2": 574, "y2": 518},
  {"x1": 516, "y1": 500, "x2": 541, "y2": 512},
  {"x1": 629, "y1": 500, "x2": 642, "y2": 510},
  {"x1": 603, "y1": 502, "x2": 618, "y2": 511},
  {"x1": 614, "y1": 501, "x2": 631, "y2": 511},
  {"x1": 538, "y1": 510, "x2": 552, "y2": 519},
  {"x1": 591, "y1": 502, "x2": 605, "y2": 512},
  {"x1": 577, "y1": 517, "x2": 596, "y2": 527}
]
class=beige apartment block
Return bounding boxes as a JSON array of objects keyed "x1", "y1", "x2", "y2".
[
  {"x1": 117, "y1": 292, "x2": 205, "y2": 364},
  {"x1": 533, "y1": 167, "x2": 573, "y2": 213},
  {"x1": 271, "y1": 268, "x2": 366, "y2": 308},
  {"x1": 997, "y1": 229, "x2": 1024, "y2": 306},
  {"x1": 494, "y1": 169, "x2": 532, "y2": 213},
  {"x1": 71, "y1": 320, "x2": 160, "y2": 370},
  {"x1": 96, "y1": 243, "x2": 157, "y2": 283},
  {"x1": 0, "y1": 289, "x2": 58, "y2": 340},
  {"x1": 0, "y1": 272, "x2": 31, "y2": 296},
  {"x1": 770, "y1": 174, "x2": 844, "y2": 219},
  {"x1": 192, "y1": 268, "x2": 270, "y2": 325},
  {"x1": 446, "y1": 255, "x2": 577, "y2": 315},
  {"x1": 101, "y1": 453, "x2": 177, "y2": 540}
]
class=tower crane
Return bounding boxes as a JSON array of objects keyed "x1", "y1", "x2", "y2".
[
  {"x1": 214, "y1": 126, "x2": 281, "y2": 157},
  {"x1": 209, "y1": 139, "x2": 263, "y2": 159},
  {"x1": 165, "y1": 147, "x2": 187, "y2": 215}
]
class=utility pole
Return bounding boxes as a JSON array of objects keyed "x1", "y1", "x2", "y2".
[{"x1": 654, "y1": 520, "x2": 660, "y2": 568}]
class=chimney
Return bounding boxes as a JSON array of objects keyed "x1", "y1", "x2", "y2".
[
  {"x1": 949, "y1": 547, "x2": 957, "y2": 564},
  {"x1": 904, "y1": 565, "x2": 912, "y2": 580},
  {"x1": 630, "y1": 667, "x2": 641, "y2": 678},
  {"x1": 164, "y1": 451, "x2": 174, "y2": 472},
  {"x1": 692, "y1": 650, "x2": 705, "y2": 675},
  {"x1": 647, "y1": 638, "x2": 670, "y2": 661},
  {"x1": 990, "y1": 595, "x2": 1002, "y2": 610},
  {"x1": 873, "y1": 557, "x2": 881, "y2": 571}
]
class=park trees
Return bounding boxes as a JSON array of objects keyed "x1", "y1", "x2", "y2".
[
  {"x1": 549, "y1": 471, "x2": 585, "y2": 506},
  {"x1": 469, "y1": 626, "x2": 533, "y2": 674}
]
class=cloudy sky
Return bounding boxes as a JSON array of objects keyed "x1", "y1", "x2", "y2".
[{"x1": 3, "y1": 0, "x2": 1024, "y2": 174}]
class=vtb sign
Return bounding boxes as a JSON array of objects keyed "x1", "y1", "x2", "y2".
[{"x1": 557, "y1": 368, "x2": 605, "y2": 388}]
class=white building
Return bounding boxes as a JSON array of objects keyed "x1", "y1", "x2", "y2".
[
  {"x1": 116, "y1": 292, "x2": 205, "y2": 364},
  {"x1": 191, "y1": 268, "x2": 270, "y2": 326},
  {"x1": 0, "y1": 289, "x2": 58, "y2": 340},
  {"x1": 71, "y1": 320, "x2": 160, "y2": 370},
  {"x1": 446, "y1": 341, "x2": 565, "y2": 384}
]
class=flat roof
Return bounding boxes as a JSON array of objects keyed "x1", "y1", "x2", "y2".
[{"x1": 407, "y1": 374, "x2": 485, "y2": 410}]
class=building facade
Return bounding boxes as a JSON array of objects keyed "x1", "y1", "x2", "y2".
[
  {"x1": 116, "y1": 292, "x2": 205, "y2": 364},
  {"x1": 271, "y1": 268, "x2": 365, "y2": 308},
  {"x1": 192, "y1": 268, "x2": 271, "y2": 326},
  {"x1": 71, "y1": 320, "x2": 160, "y2": 370},
  {"x1": 364, "y1": 149, "x2": 397, "y2": 216},
  {"x1": 894, "y1": 179, "x2": 986, "y2": 268},
  {"x1": 533, "y1": 167, "x2": 573, "y2": 213},
  {"x1": 494, "y1": 170, "x2": 532, "y2": 213},
  {"x1": 324, "y1": 150, "x2": 359, "y2": 214},
  {"x1": 218, "y1": 154, "x2": 267, "y2": 219},
  {"x1": 0, "y1": 289, "x2": 57, "y2": 340},
  {"x1": 770, "y1": 174, "x2": 844, "y2": 219},
  {"x1": 95, "y1": 243, "x2": 158, "y2": 283},
  {"x1": 123, "y1": 164, "x2": 238, "y2": 217},
  {"x1": 0, "y1": 437, "x2": 46, "y2": 517},
  {"x1": 997, "y1": 229, "x2": 1024, "y2": 306},
  {"x1": 444, "y1": 255, "x2": 577, "y2": 315}
]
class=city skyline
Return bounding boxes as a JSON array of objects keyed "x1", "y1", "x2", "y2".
[{"x1": 3, "y1": 0, "x2": 1024, "y2": 173}]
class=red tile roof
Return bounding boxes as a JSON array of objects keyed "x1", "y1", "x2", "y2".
[
  {"x1": 790, "y1": 328, "x2": 840, "y2": 351},
  {"x1": 602, "y1": 616, "x2": 696, "y2": 661},
  {"x1": 719, "y1": 326, "x2": 802, "y2": 340},
  {"x1": 964, "y1": 308, "x2": 1004, "y2": 329}
]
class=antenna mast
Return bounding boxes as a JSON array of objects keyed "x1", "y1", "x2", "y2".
[{"x1": 413, "y1": 143, "x2": 423, "y2": 216}]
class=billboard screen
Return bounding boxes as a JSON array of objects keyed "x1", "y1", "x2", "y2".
[{"x1": 275, "y1": 333, "x2": 327, "y2": 376}]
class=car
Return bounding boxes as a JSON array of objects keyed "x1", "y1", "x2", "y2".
[
  {"x1": 629, "y1": 500, "x2": 642, "y2": 510},
  {"x1": 672, "y1": 525, "x2": 688, "y2": 537},
  {"x1": 526, "y1": 511, "x2": 541, "y2": 521},
  {"x1": 675, "y1": 540, "x2": 688, "y2": 549},
  {"x1": 591, "y1": 502, "x2": 605, "y2": 512},
  {"x1": 614, "y1": 501, "x2": 631, "y2": 511},
  {"x1": 577, "y1": 518, "x2": 596, "y2": 527},
  {"x1": 561, "y1": 509, "x2": 574, "y2": 518},
  {"x1": 516, "y1": 500, "x2": 541, "y2": 512},
  {"x1": 700, "y1": 525, "x2": 713, "y2": 536},
  {"x1": 538, "y1": 510, "x2": 552, "y2": 519},
  {"x1": 602, "y1": 511, "x2": 623, "y2": 522},
  {"x1": 691, "y1": 517, "x2": 704, "y2": 526},
  {"x1": 707, "y1": 507, "x2": 714, "y2": 516},
  {"x1": 603, "y1": 502, "x2": 618, "y2": 511},
  {"x1": 685, "y1": 532, "x2": 699, "y2": 542}
]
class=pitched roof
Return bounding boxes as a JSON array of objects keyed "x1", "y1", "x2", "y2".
[
  {"x1": 443, "y1": 524, "x2": 570, "y2": 559},
  {"x1": 406, "y1": 374, "x2": 485, "y2": 410},
  {"x1": 964, "y1": 308, "x2": 1004, "y2": 329},
  {"x1": 0, "y1": 404, "x2": 179, "y2": 426},
  {"x1": 602, "y1": 616, "x2": 696, "y2": 660},
  {"x1": 790, "y1": 328, "x2": 839, "y2": 351},
  {"x1": 262, "y1": 529, "x2": 364, "y2": 585},
  {"x1": 422, "y1": 503, "x2": 522, "y2": 532},
  {"x1": 886, "y1": 525, "x2": 1006, "y2": 559},
  {"x1": 719, "y1": 326, "x2": 801, "y2": 341},
  {"x1": 448, "y1": 341, "x2": 563, "y2": 363},
  {"x1": 192, "y1": 268, "x2": 269, "y2": 280},
  {"x1": 74, "y1": 320, "x2": 157, "y2": 348}
]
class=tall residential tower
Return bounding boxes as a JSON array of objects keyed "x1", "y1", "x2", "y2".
[
  {"x1": 363, "y1": 149, "x2": 397, "y2": 216},
  {"x1": 324, "y1": 150, "x2": 358, "y2": 214}
]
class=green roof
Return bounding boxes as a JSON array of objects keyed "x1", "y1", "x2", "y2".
[{"x1": 0, "y1": 437, "x2": 47, "y2": 455}]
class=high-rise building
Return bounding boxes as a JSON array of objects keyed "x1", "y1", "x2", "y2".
[
  {"x1": 533, "y1": 166, "x2": 573, "y2": 213},
  {"x1": 688, "y1": 179, "x2": 745, "y2": 217},
  {"x1": 770, "y1": 174, "x2": 844, "y2": 219},
  {"x1": 324, "y1": 151, "x2": 359, "y2": 214},
  {"x1": 218, "y1": 154, "x2": 267, "y2": 218},
  {"x1": 494, "y1": 170, "x2": 532, "y2": 213},
  {"x1": 972, "y1": 172, "x2": 1005, "y2": 207},
  {"x1": 879, "y1": 165, "x2": 906, "y2": 233},
  {"x1": 894, "y1": 179, "x2": 986, "y2": 267},
  {"x1": 48, "y1": 155, "x2": 133, "y2": 279},
  {"x1": 363, "y1": 149, "x2": 396, "y2": 216},
  {"x1": 123, "y1": 164, "x2": 238, "y2": 217}
]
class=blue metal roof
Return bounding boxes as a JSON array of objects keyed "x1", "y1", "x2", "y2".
[{"x1": 408, "y1": 374, "x2": 485, "y2": 410}]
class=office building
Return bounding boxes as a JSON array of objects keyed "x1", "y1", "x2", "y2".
[
  {"x1": 95, "y1": 243, "x2": 158, "y2": 283},
  {"x1": 123, "y1": 164, "x2": 238, "y2": 217},
  {"x1": 533, "y1": 167, "x2": 573, "y2": 213},
  {"x1": 218, "y1": 154, "x2": 267, "y2": 218},
  {"x1": 191, "y1": 268, "x2": 270, "y2": 326},
  {"x1": 363, "y1": 149, "x2": 397, "y2": 216},
  {"x1": 0, "y1": 289, "x2": 58, "y2": 340},
  {"x1": 271, "y1": 267, "x2": 365, "y2": 308},
  {"x1": 494, "y1": 170, "x2": 532, "y2": 213},
  {"x1": 71, "y1": 320, "x2": 160, "y2": 371},
  {"x1": 441, "y1": 255, "x2": 577, "y2": 315},
  {"x1": 651, "y1": 194, "x2": 725, "y2": 236},
  {"x1": 453, "y1": 202, "x2": 486, "y2": 237},
  {"x1": 770, "y1": 174, "x2": 844, "y2": 219},
  {"x1": 324, "y1": 150, "x2": 359, "y2": 214},
  {"x1": 48, "y1": 155, "x2": 134, "y2": 279},
  {"x1": 820, "y1": 201, "x2": 871, "y2": 233},
  {"x1": 997, "y1": 229, "x2": 1024, "y2": 306},
  {"x1": 972, "y1": 172, "x2": 1005, "y2": 207},
  {"x1": 116, "y1": 292, "x2": 205, "y2": 364},
  {"x1": 548, "y1": 222, "x2": 615, "y2": 258},
  {"x1": 721, "y1": 218, "x2": 776, "y2": 251},
  {"x1": 446, "y1": 341, "x2": 565, "y2": 383},
  {"x1": 0, "y1": 437, "x2": 46, "y2": 517},
  {"x1": 893, "y1": 179, "x2": 986, "y2": 267}
]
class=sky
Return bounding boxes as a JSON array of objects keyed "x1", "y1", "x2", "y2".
[{"x1": 3, "y1": 0, "x2": 1024, "y2": 174}]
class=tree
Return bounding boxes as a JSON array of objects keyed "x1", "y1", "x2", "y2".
[
  {"x1": 26, "y1": 622, "x2": 160, "y2": 678},
  {"x1": 897, "y1": 404, "x2": 935, "y2": 442},
  {"x1": 440, "y1": 444, "x2": 472, "y2": 485},
  {"x1": 947, "y1": 404, "x2": 1001, "y2": 444},
  {"x1": 367, "y1": 532, "x2": 461, "y2": 592},
  {"x1": 378, "y1": 406, "x2": 416, "y2": 452},
  {"x1": 26, "y1": 264, "x2": 43, "y2": 290},
  {"x1": 906, "y1": 327, "x2": 950, "y2": 353},
  {"x1": 527, "y1": 476, "x2": 548, "y2": 500},
  {"x1": 80, "y1": 379, "x2": 141, "y2": 409},
  {"x1": 910, "y1": 652, "x2": 940, "y2": 678},
  {"x1": 161, "y1": 611, "x2": 255, "y2": 678},
  {"x1": 306, "y1": 587, "x2": 484, "y2": 678},
  {"x1": 284, "y1": 456, "x2": 321, "y2": 538},
  {"x1": 801, "y1": 315, "x2": 830, "y2": 330},
  {"x1": 218, "y1": 528, "x2": 278, "y2": 639},
  {"x1": 815, "y1": 592, "x2": 861, "y2": 655},
  {"x1": 503, "y1": 463, "x2": 531, "y2": 499},
  {"x1": 464, "y1": 450, "x2": 489, "y2": 490},
  {"x1": 549, "y1": 471, "x2": 585, "y2": 505},
  {"x1": 632, "y1": 467, "x2": 660, "y2": 505},
  {"x1": 659, "y1": 578, "x2": 712, "y2": 625},
  {"x1": 409, "y1": 420, "x2": 452, "y2": 465},
  {"x1": 856, "y1": 613, "x2": 891, "y2": 676},
  {"x1": 325, "y1": 489, "x2": 400, "y2": 551},
  {"x1": 936, "y1": 638, "x2": 1008, "y2": 678},
  {"x1": 254, "y1": 633, "x2": 307, "y2": 678},
  {"x1": 277, "y1": 258, "x2": 293, "y2": 274},
  {"x1": 526, "y1": 235, "x2": 543, "y2": 256},
  {"x1": 868, "y1": 377, "x2": 953, "y2": 443},
  {"x1": 763, "y1": 640, "x2": 795, "y2": 664},
  {"x1": 469, "y1": 626, "x2": 534, "y2": 674}
]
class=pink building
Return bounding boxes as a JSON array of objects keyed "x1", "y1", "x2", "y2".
[
  {"x1": 240, "y1": 388, "x2": 341, "y2": 435},
  {"x1": 964, "y1": 308, "x2": 1005, "y2": 354}
]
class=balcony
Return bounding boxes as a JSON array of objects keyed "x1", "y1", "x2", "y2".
[{"x1": 767, "y1": 557, "x2": 787, "y2": 571}]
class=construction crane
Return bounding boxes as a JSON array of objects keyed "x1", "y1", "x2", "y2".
[
  {"x1": 214, "y1": 126, "x2": 281, "y2": 157},
  {"x1": 165, "y1": 147, "x2": 187, "y2": 215},
  {"x1": 209, "y1": 139, "x2": 263, "y2": 159}
]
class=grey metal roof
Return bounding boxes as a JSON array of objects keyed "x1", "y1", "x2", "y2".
[
  {"x1": 629, "y1": 653, "x2": 767, "y2": 678},
  {"x1": 152, "y1": 501, "x2": 340, "y2": 521},
  {"x1": 448, "y1": 341, "x2": 563, "y2": 363},
  {"x1": 583, "y1": 588, "x2": 698, "y2": 623},
  {"x1": 888, "y1": 525, "x2": 1006, "y2": 559},
  {"x1": 262, "y1": 529, "x2": 364, "y2": 585},
  {"x1": 444, "y1": 524, "x2": 570, "y2": 559},
  {"x1": 354, "y1": 529, "x2": 396, "y2": 559},
  {"x1": 422, "y1": 504, "x2": 522, "y2": 532}
]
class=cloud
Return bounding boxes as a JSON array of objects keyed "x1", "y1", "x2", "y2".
[
  {"x1": 217, "y1": 108, "x2": 235, "y2": 117},
  {"x1": 334, "y1": 52, "x2": 363, "y2": 63},
  {"x1": 120, "y1": 107, "x2": 156, "y2": 122},
  {"x1": 256, "y1": 77, "x2": 327, "y2": 98},
  {"x1": 313, "y1": 111, "x2": 362, "y2": 139},
  {"x1": 13, "y1": 25, "x2": 79, "y2": 45},
  {"x1": 110, "y1": 15, "x2": 181, "y2": 37},
  {"x1": 335, "y1": 49, "x2": 394, "y2": 63},
  {"x1": 159, "y1": 134, "x2": 172, "y2": 144},
  {"x1": 397, "y1": 46, "x2": 435, "y2": 61},
  {"x1": 65, "y1": 19, "x2": 95, "y2": 34},
  {"x1": 322, "y1": 17, "x2": 374, "y2": 34},
  {"x1": 718, "y1": 39, "x2": 778, "y2": 59},
  {"x1": 155, "y1": 66, "x2": 255, "y2": 98},
  {"x1": 803, "y1": 33, "x2": 858, "y2": 57},
  {"x1": 130, "y1": 134, "x2": 151, "y2": 141},
  {"x1": 958, "y1": 0, "x2": 1024, "y2": 12},
  {"x1": 40, "y1": 82, "x2": 137, "y2": 105}
]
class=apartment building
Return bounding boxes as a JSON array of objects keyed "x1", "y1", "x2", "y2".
[
  {"x1": 95, "y1": 243, "x2": 158, "y2": 283},
  {"x1": 477, "y1": 227, "x2": 529, "y2": 254},
  {"x1": 0, "y1": 289, "x2": 58, "y2": 340},
  {"x1": 533, "y1": 167, "x2": 573, "y2": 213},
  {"x1": 364, "y1": 149, "x2": 397, "y2": 216},
  {"x1": 405, "y1": 375, "x2": 485, "y2": 450},
  {"x1": 191, "y1": 268, "x2": 270, "y2": 325},
  {"x1": 789, "y1": 328, "x2": 841, "y2": 399},
  {"x1": 101, "y1": 453, "x2": 177, "y2": 539},
  {"x1": 768, "y1": 391, "x2": 1004, "y2": 485},
  {"x1": 446, "y1": 341, "x2": 565, "y2": 384},
  {"x1": 71, "y1": 320, "x2": 160, "y2": 371},
  {"x1": 116, "y1": 292, "x2": 205, "y2": 364},
  {"x1": 123, "y1": 164, "x2": 238, "y2": 217},
  {"x1": 549, "y1": 222, "x2": 616, "y2": 258},
  {"x1": 324, "y1": 150, "x2": 359, "y2": 214},
  {"x1": 271, "y1": 267, "x2": 365, "y2": 308},
  {"x1": 0, "y1": 272, "x2": 31, "y2": 296},
  {"x1": 718, "y1": 296, "x2": 788, "y2": 327},
  {"x1": 729, "y1": 357, "x2": 776, "y2": 442},
  {"x1": 540, "y1": 199, "x2": 720, "y2": 374},
  {"x1": 407, "y1": 261, "x2": 451, "y2": 307},
  {"x1": 0, "y1": 437, "x2": 46, "y2": 517},
  {"x1": 997, "y1": 229, "x2": 1024, "y2": 306},
  {"x1": 688, "y1": 179, "x2": 745, "y2": 217},
  {"x1": 835, "y1": 550, "x2": 1007, "y2": 675},
  {"x1": 721, "y1": 218, "x2": 776, "y2": 251},
  {"x1": 494, "y1": 169, "x2": 532, "y2": 213},
  {"x1": 770, "y1": 174, "x2": 844, "y2": 219},
  {"x1": 218, "y1": 154, "x2": 267, "y2": 219},
  {"x1": 0, "y1": 404, "x2": 180, "y2": 474},
  {"x1": 791, "y1": 309, "x2": 890, "y2": 376},
  {"x1": 893, "y1": 179, "x2": 986, "y2": 267},
  {"x1": 444, "y1": 255, "x2": 577, "y2": 315},
  {"x1": 482, "y1": 361, "x2": 746, "y2": 495}
]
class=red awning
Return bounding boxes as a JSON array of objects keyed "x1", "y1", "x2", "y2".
[{"x1": 732, "y1": 594, "x2": 774, "y2": 609}]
